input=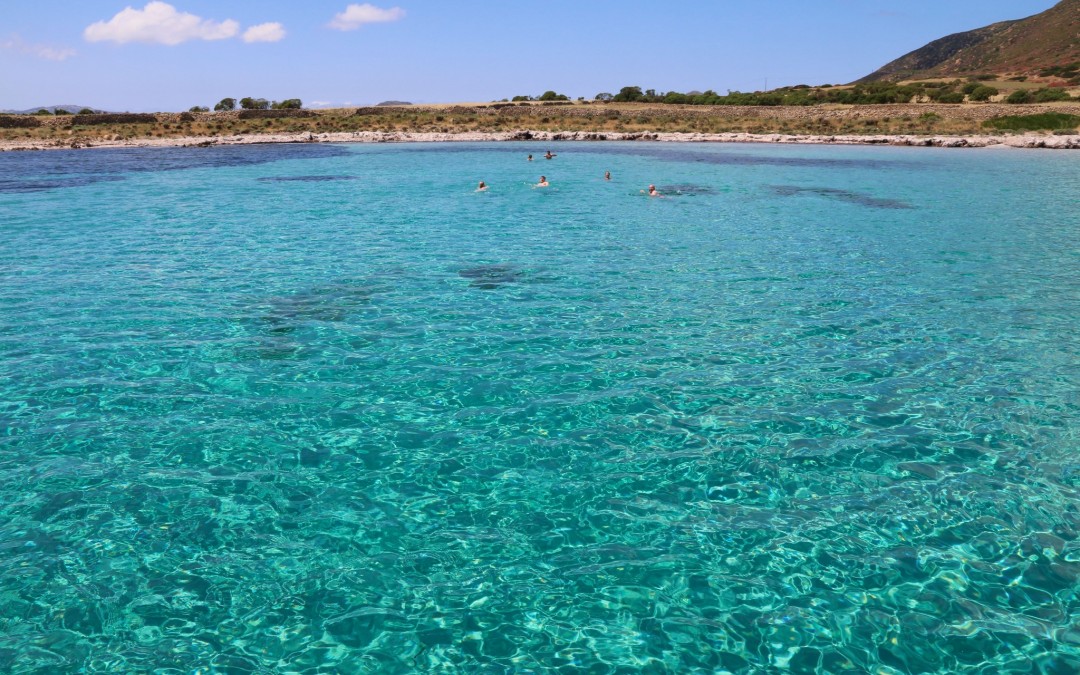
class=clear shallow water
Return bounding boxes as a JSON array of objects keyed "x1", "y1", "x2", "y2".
[{"x1": 1, "y1": 141, "x2": 1078, "y2": 673}]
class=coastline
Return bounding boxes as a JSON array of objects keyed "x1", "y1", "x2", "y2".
[{"x1": 2, "y1": 129, "x2": 1079, "y2": 152}]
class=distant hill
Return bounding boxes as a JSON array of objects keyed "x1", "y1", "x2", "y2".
[
  {"x1": 1, "y1": 105, "x2": 105, "y2": 114},
  {"x1": 859, "y1": 0, "x2": 1080, "y2": 82}
]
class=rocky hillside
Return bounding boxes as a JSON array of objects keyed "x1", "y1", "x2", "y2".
[{"x1": 859, "y1": 0, "x2": 1080, "y2": 82}]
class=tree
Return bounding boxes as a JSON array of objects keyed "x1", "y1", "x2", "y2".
[
  {"x1": 969, "y1": 86, "x2": 998, "y2": 102},
  {"x1": 189, "y1": 105, "x2": 210, "y2": 112},
  {"x1": 239, "y1": 97, "x2": 269, "y2": 110},
  {"x1": 612, "y1": 86, "x2": 644, "y2": 103},
  {"x1": 594, "y1": 92, "x2": 613, "y2": 102},
  {"x1": 34, "y1": 109, "x2": 51, "y2": 115},
  {"x1": 54, "y1": 108, "x2": 72, "y2": 115},
  {"x1": 511, "y1": 95, "x2": 533, "y2": 102},
  {"x1": 538, "y1": 91, "x2": 568, "y2": 101},
  {"x1": 271, "y1": 99, "x2": 302, "y2": 109},
  {"x1": 78, "y1": 108, "x2": 96, "y2": 114},
  {"x1": 214, "y1": 97, "x2": 237, "y2": 111}
]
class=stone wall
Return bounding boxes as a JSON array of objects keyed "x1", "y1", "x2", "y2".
[
  {"x1": 70, "y1": 113, "x2": 159, "y2": 125},
  {"x1": 0, "y1": 116, "x2": 42, "y2": 128},
  {"x1": 26, "y1": 109, "x2": 318, "y2": 127}
]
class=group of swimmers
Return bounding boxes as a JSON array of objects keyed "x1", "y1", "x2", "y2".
[
  {"x1": 476, "y1": 152, "x2": 662, "y2": 196},
  {"x1": 526, "y1": 151, "x2": 557, "y2": 161}
]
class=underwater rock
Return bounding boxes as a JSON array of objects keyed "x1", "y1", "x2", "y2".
[
  {"x1": 768, "y1": 185, "x2": 912, "y2": 209},
  {"x1": 260, "y1": 280, "x2": 379, "y2": 332},
  {"x1": 458, "y1": 264, "x2": 524, "y2": 289},
  {"x1": 256, "y1": 175, "x2": 359, "y2": 183}
]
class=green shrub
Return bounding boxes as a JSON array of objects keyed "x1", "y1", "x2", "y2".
[
  {"x1": 214, "y1": 97, "x2": 236, "y2": 111},
  {"x1": 1039, "y1": 63, "x2": 1079, "y2": 78},
  {"x1": 78, "y1": 108, "x2": 96, "y2": 114},
  {"x1": 935, "y1": 92, "x2": 965, "y2": 104},
  {"x1": 961, "y1": 82, "x2": 981, "y2": 95},
  {"x1": 53, "y1": 108, "x2": 72, "y2": 115},
  {"x1": 983, "y1": 112, "x2": 1080, "y2": 131},
  {"x1": 1032, "y1": 88, "x2": 1071, "y2": 102},
  {"x1": 271, "y1": 99, "x2": 302, "y2": 109},
  {"x1": 189, "y1": 106, "x2": 209, "y2": 113},
  {"x1": 1006, "y1": 90, "x2": 1033, "y2": 104},
  {"x1": 969, "y1": 86, "x2": 998, "y2": 102},
  {"x1": 974, "y1": 73, "x2": 998, "y2": 81}
]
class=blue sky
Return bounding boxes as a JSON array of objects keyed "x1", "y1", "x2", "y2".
[{"x1": 0, "y1": 0, "x2": 1060, "y2": 111}]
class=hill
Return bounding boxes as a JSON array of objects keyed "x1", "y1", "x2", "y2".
[
  {"x1": 859, "y1": 0, "x2": 1080, "y2": 82},
  {"x1": 1, "y1": 105, "x2": 104, "y2": 114}
]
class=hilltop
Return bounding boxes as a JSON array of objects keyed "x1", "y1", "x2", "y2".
[
  {"x1": 859, "y1": 0, "x2": 1080, "y2": 82},
  {"x1": 0, "y1": 105, "x2": 104, "y2": 115}
]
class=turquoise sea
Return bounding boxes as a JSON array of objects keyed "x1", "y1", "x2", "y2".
[{"x1": 1, "y1": 141, "x2": 1078, "y2": 673}]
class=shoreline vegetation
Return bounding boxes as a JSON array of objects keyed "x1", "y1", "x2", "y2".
[{"x1": 2, "y1": 102, "x2": 1079, "y2": 152}]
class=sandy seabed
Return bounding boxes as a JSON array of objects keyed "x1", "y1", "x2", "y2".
[{"x1": 2, "y1": 129, "x2": 1079, "y2": 152}]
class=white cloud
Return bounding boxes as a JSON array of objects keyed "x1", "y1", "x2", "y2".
[
  {"x1": 329, "y1": 4, "x2": 406, "y2": 31},
  {"x1": 2, "y1": 35, "x2": 76, "y2": 61},
  {"x1": 84, "y1": 2, "x2": 239, "y2": 45},
  {"x1": 243, "y1": 23, "x2": 286, "y2": 43}
]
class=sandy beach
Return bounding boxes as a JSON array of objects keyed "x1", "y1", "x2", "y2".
[{"x1": 2, "y1": 129, "x2": 1078, "y2": 152}]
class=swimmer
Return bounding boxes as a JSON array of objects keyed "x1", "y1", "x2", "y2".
[
  {"x1": 642, "y1": 184, "x2": 661, "y2": 197},
  {"x1": 477, "y1": 181, "x2": 488, "y2": 192},
  {"x1": 535, "y1": 175, "x2": 549, "y2": 188},
  {"x1": 545, "y1": 151, "x2": 556, "y2": 159},
  {"x1": 604, "y1": 171, "x2": 611, "y2": 181},
  {"x1": 527, "y1": 154, "x2": 533, "y2": 161}
]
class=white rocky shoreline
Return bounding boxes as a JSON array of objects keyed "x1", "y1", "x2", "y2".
[{"x1": 2, "y1": 129, "x2": 1079, "y2": 151}]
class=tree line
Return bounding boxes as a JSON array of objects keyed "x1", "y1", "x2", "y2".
[
  {"x1": 188, "y1": 97, "x2": 304, "y2": 113},
  {"x1": 502, "y1": 80, "x2": 1073, "y2": 107},
  {"x1": 505, "y1": 91, "x2": 575, "y2": 103},
  {"x1": 31, "y1": 108, "x2": 98, "y2": 115}
]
